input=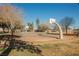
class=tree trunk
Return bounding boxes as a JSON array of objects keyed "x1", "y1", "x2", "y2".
[
  {"x1": 66, "y1": 26, "x2": 68, "y2": 35},
  {"x1": 11, "y1": 30, "x2": 13, "y2": 36},
  {"x1": 2, "y1": 28, "x2": 5, "y2": 33},
  {"x1": 7, "y1": 28, "x2": 10, "y2": 33}
]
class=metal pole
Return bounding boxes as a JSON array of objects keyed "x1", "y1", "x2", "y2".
[
  {"x1": 49, "y1": 18, "x2": 63, "y2": 39},
  {"x1": 55, "y1": 22, "x2": 63, "y2": 39}
]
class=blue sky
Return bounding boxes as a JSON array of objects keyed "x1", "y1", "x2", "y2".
[{"x1": 10, "y1": 3, "x2": 79, "y2": 28}]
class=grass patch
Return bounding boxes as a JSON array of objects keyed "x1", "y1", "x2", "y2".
[
  {"x1": 0, "y1": 48, "x2": 6, "y2": 51},
  {"x1": 40, "y1": 43, "x2": 79, "y2": 56},
  {"x1": 8, "y1": 42, "x2": 79, "y2": 56},
  {"x1": 9, "y1": 49, "x2": 40, "y2": 56},
  {"x1": 71, "y1": 40, "x2": 79, "y2": 44},
  {"x1": 41, "y1": 43, "x2": 71, "y2": 49}
]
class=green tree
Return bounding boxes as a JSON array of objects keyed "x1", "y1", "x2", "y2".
[
  {"x1": 27, "y1": 22, "x2": 34, "y2": 32},
  {"x1": 36, "y1": 18, "x2": 40, "y2": 30}
]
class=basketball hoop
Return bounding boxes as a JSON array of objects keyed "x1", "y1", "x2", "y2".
[
  {"x1": 49, "y1": 18, "x2": 56, "y2": 24},
  {"x1": 49, "y1": 18, "x2": 63, "y2": 39}
]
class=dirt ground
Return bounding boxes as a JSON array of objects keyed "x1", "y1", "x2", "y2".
[
  {"x1": 9, "y1": 32, "x2": 79, "y2": 56},
  {"x1": 16, "y1": 32, "x2": 78, "y2": 45}
]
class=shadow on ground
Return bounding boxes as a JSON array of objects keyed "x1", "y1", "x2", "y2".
[{"x1": 0, "y1": 35, "x2": 43, "y2": 56}]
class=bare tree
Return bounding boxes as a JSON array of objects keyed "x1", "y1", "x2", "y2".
[
  {"x1": 60, "y1": 17, "x2": 75, "y2": 34},
  {"x1": 0, "y1": 4, "x2": 24, "y2": 35}
]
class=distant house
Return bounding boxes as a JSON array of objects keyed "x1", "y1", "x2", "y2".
[
  {"x1": 74, "y1": 29, "x2": 79, "y2": 32},
  {"x1": 73, "y1": 29, "x2": 79, "y2": 36},
  {"x1": 24, "y1": 25, "x2": 29, "y2": 32},
  {"x1": 66, "y1": 29, "x2": 74, "y2": 34}
]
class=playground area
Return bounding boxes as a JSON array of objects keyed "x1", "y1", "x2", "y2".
[
  {"x1": 0, "y1": 32, "x2": 79, "y2": 56},
  {"x1": 0, "y1": 31, "x2": 79, "y2": 56},
  {"x1": 0, "y1": 4, "x2": 79, "y2": 56},
  {"x1": 18, "y1": 32, "x2": 77, "y2": 44}
]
